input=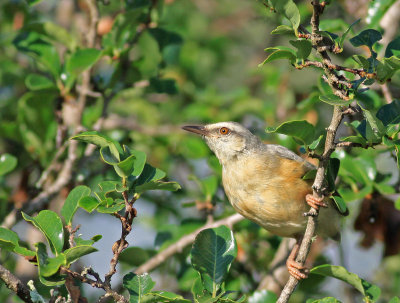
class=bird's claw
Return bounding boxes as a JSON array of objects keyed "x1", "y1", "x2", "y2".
[
  {"x1": 286, "y1": 259, "x2": 308, "y2": 280},
  {"x1": 306, "y1": 194, "x2": 327, "y2": 210}
]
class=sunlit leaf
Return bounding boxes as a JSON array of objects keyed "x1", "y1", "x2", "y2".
[
  {"x1": 123, "y1": 273, "x2": 156, "y2": 303},
  {"x1": 266, "y1": 120, "x2": 315, "y2": 145},
  {"x1": 22, "y1": 210, "x2": 64, "y2": 255},
  {"x1": 61, "y1": 185, "x2": 91, "y2": 225},
  {"x1": 0, "y1": 154, "x2": 17, "y2": 176}
]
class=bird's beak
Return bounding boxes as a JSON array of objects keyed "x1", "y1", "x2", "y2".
[{"x1": 182, "y1": 125, "x2": 209, "y2": 136}]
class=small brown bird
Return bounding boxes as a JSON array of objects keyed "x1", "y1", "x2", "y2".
[{"x1": 183, "y1": 121, "x2": 345, "y2": 280}]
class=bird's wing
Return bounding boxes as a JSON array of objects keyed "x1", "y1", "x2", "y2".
[{"x1": 264, "y1": 144, "x2": 316, "y2": 171}]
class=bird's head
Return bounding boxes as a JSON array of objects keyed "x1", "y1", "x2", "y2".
[{"x1": 182, "y1": 122, "x2": 261, "y2": 164}]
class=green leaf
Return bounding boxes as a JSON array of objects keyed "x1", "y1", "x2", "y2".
[
  {"x1": 114, "y1": 153, "x2": 136, "y2": 178},
  {"x1": 123, "y1": 272, "x2": 156, "y2": 303},
  {"x1": 25, "y1": 21, "x2": 77, "y2": 51},
  {"x1": 326, "y1": 158, "x2": 340, "y2": 192},
  {"x1": 130, "y1": 150, "x2": 147, "y2": 177},
  {"x1": 271, "y1": 25, "x2": 295, "y2": 36},
  {"x1": 350, "y1": 29, "x2": 382, "y2": 49},
  {"x1": 201, "y1": 176, "x2": 218, "y2": 200},
  {"x1": 0, "y1": 227, "x2": 19, "y2": 251},
  {"x1": 385, "y1": 36, "x2": 400, "y2": 58},
  {"x1": 25, "y1": 74, "x2": 56, "y2": 91},
  {"x1": 135, "y1": 181, "x2": 181, "y2": 194},
  {"x1": 307, "y1": 298, "x2": 342, "y2": 303},
  {"x1": 119, "y1": 247, "x2": 154, "y2": 267},
  {"x1": 289, "y1": 40, "x2": 312, "y2": 61},
  {"x1": 270, "y1": 0, "x2": 300, "y2": 31},
  {"x1": 135, "y1": 164, "x2": 166, "y2": 185},
  {"x1": 0, "y1": 154, "x2": 17, "y2": 176},
  {"x1": 64, "y1": 245, "x2": 98, "y2": 266},
  {"x1": 71, "y1": 131, "x2": 123, "y2": 161},
  {"x1": 308, "y1": 135, "x2": 324, "y2": 150},
  {"x1": 339, "y1": 19, "x2": 360, "y2": 48},
  {"x1": 145, "y1": 291, "x2": 192, "y2": 303},
  {"x1": 22, "y1": 210, "x2": 64, "y2": 255},
  {"x1": 66, "y1": 48, "x2": 102, "y2": 76},
  {"x1": 191, "y1": 226, "x2": 237, "y2": 296},
  {"x1": 339, "y1": 135, "x2": 368, "y2": 147},
  {"x1": 352, "y1": 55, "x2": 370, "y2": 70},
  {"x1": 26, "y1": 0, "x2": 44, "y2": 5},
  {"x1": 357, "y1": 101, "x2": 385, "y2": 137},
  {"x1": 330, "y1": 195, "x2": 348, "y2": 215},
  {"x1": 79, "y1": 196, "x2": 99, "y2": 213},
  {"x1": 319, "y1": 94, "x2": 352, "y2": 106},
  {"x1": 148, "y1": 78, "x2": 178, "y2": 94},
  {"x1": 61, "y1": 185, "x2": 91, "y2": 225},
  {"x1": 14, "y1": 32, "x2": 61, "y2": 78},
  {"x1": 248, "y1": 290, "x2": 277, "y2": 303},
  {"x1": 302, "y1": 169, "x2": 317, "y2": 181},
  {"x1": 35, "y1": 242, "x2": 65, "y2": 286},
  {"x1": 389, "y1": 297, "x2": 400, "y2": 303},
  {"x1": 266, "y1": 120, "x2": 315, "y2": 145},
  {"x1": 376, "y1": 99, "x2": 400, "y2": 126},
  {"x1": 96, "y1": 200, "x2": 125, "y2": 213},
  {"x1": 311, "y1": 264, "x2": 381, "y2": 301},
  {"x1": 259, "y1": 47, "x2": 296, "y2": 66},
  {"x1": 75, "y1": 235, "x2": 102, "y2": 246},
  {"x1": 94, "y1": 181, "x2": 125, "y2": 202}
]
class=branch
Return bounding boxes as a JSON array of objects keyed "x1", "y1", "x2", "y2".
[
  {"x1": 0, "y1": 264, "x2": 33, "y2": 303},
  {"x1": 135, "y1": 213, "x2": 244, "y2": 274},
  {"x1": 60, "y1": 267, "x2": 128, "y2": 303},
  {"x1": 277, "y1": 2, "x2": 347, "y2": 301}
]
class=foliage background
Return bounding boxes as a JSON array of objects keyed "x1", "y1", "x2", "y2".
[{"x1": 0, "y1": 0, "x2": 400, "y2": 302}]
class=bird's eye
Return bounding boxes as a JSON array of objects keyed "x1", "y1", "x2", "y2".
[{"x1": 219, "y1": 127, "x2": 230, "y2": 135}]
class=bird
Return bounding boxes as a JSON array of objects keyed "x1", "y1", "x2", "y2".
[{"x1": 182, "y1": 121, "x2": 346, "y2": 280}]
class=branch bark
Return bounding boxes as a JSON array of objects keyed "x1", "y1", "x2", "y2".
[
  {"x1": 0, "y1": 264, "x2": 33, "y2": 303},
  {"x1": 277, "y1": 1, "x2": 348, "y2": 302}
]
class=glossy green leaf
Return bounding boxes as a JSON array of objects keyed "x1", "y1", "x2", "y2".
[
  {"x1": 25, "y1": 74, "x2": 56, "y2": 91},
  {"x1": 308, "y1": 135, "x2": 324, "y2": 150},
  {"x1": 0, "y1": 153, "x2": 17, "y2": 176},
  {"x1": 326, "y1": 158, "x2": 340, "y2": 192},
  {"x1": 259, "y1": 47, "x2": 296, "y2": 66},
  {"x1": 0, "y1": 227, "x2": 19, "y2": 251},
  {"x1": 14, "y1": 245, "x2": 36, "y2": 257},
  {"x1": 289, "y1": 40, "x2": 312, "y2": 61},
  {"x1": 191, "y1": 226, "x2": 237, "y2": 296},
  {"x1": 271, "y1": 25, "x2": 295, "y2": 36},
  {"x1": 66, "y1": 48, "x2": 102, "y2": 76},
  {"x1": 338, "y1": 135, "x2": 368, "y2": 147},
  {"x1": 71, "y1": 131, "x2": 123, "y2": 161},
  {"x1": 123, "y1": 272, "x2": 156, "y2": 303},
  {"x1": 25, "y1": 21, "x2": 77, "y2": 51},
  {"x1": 350, "y1": 29, "x2": 382, "y2": 49},
  {"x1": 376, "y1": 99, "x2": 400, "y2": 126},
  {"x1": 130, "y1": 150, "x2": 147, "y2": 177},
  {"x1": 22, "y1": 210, "x2": 64, "y2": 255},
  {"x1": 61, "y1": 185, "x2": 91, "y2": 225},
  {"x1": 135, "y1": 163, "x2": 166, "y2": 185},
  {"x1": 79, "y1": 196, "x2": 99, "y2": 213},
  {"x1": 64, "y1": 245, "x2": 98, "y2": 265},
  {"x1": 311, "y1": 265, "x2": 381, "y2": 301},
  {"x1": 35, "y1": 242, "x2": 65, "y2": 286},
  {"x1": 266, "y1": 120, "x2": 315, "y2": 145},
  {"x1": 270, "y1": 0, "x2": 300, "y2": 31},
  {"x1": 319, "y1": 94, "x2": 353, "y2": 106},
  {"x1": 75, "y1": 235, "x2": 102, "y2": 247},
  {"x1": 248, "y1": 290, "x2": 277, "y2": 303},
  {"x1": 330, "y1": 195, "x2": 348, "y2": 215}
]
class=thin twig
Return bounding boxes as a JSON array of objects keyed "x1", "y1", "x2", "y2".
[
  {"x1": 135, "y1": 213, "x2": 243, "y2": 274},
  {"x1": 0, "y1": 264, "x2": 33, "y2": 303}
]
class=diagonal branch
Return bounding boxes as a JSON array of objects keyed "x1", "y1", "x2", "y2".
[{"x1": 0, "y1": 264, "x2": 33, "y2": 303}]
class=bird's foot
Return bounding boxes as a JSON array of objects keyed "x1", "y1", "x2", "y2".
[
  {"x1": 286, "y1": 259, "x2": 308, "y2": 280},
  {"x1": 306, "y1": 194, "x2": 327, "y2": 210}
]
